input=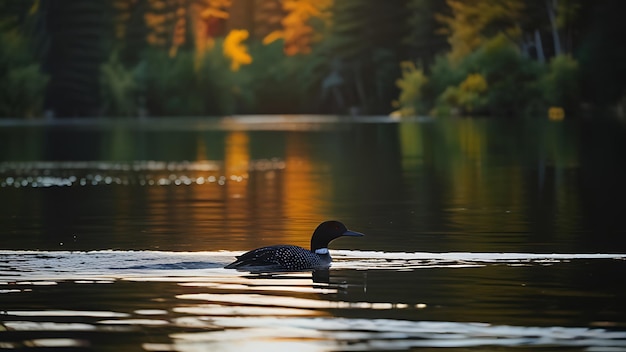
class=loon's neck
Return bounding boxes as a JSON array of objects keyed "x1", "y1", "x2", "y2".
[{"x1": 314, "y1": 247, "x2": 329, "y2": 255}]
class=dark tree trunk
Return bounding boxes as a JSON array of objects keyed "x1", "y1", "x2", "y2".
[{"x1": 43, "y1": 0, "x2": 107, "y2": 118}]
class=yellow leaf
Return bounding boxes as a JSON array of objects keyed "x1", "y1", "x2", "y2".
[
  {"x1": 277, "y1": 0, "x2": 332, "y2": 55},
  {"x1": 460, "y1": 73, "x2": 487, "y2": 93},
  {"x1": 263, "y1": 30, "x2": 284, "y2": 45},
  {"x1": 201, "y1": 8, "x2": 229, "y2": 19},
  {"x1": 223, "y1": 29, "x2": 252, "y2": 71},
  {"x1": 548, "y1": 107, "x2": 565, "y2": 121}
]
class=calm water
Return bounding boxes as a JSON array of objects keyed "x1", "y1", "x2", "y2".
[{"x1": 1, "y1": 116, "x2": 626, "y2": 351}]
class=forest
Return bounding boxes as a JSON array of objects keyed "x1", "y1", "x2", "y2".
[{"x1": 1, "y1": 0, "x2": 625, "y2": 118}]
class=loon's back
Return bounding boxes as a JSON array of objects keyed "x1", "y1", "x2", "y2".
[
  {"x1": 224, "y1": 221, "x2": 363, "y2": 271},
  {"x1": 225, "y1": 245, "x2": 331, "y2": 271}
]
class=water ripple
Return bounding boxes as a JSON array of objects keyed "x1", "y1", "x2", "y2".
[
  {"x1": 1, "y1": 250, "x2": 625, "y2": 282},
  {"x1": 0, "y1": 159, "x2": 284, "y2": 188},
  {"x1": 331, "y1": 250, "x2": 626, "y2": 269},
  {"x1": 168, "y1": 317, "x2": 626, "y2": 350},
  {"x1": 2, "y1": 250, "x2": 626, "y2": 351}
]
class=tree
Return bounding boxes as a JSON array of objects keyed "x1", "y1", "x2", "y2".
[
  {"x1": 113, "y1": 0, "x2": 233, "y2": 60},
  {"x1": 404, "y1": 0, "x2": 449, "y2": 69},
  {"x1": 140, "y1": 0, "x2": 191, "y2": 57},
  {"x1": 43, "y1": 0, "x2": 108, "y2": 117},
  {"x1": 327, "y1": 0, "x2": 409, "y2": 114},
  {"x1": 263, "y1": 0, "x2": 332, "y2": 56},
  {"x1": 111, "y1": 0, "x2": 150, "y2": 65},
  {"x1": 252, "y1": 0, "x2": 283, "y2": 40},
  {"x1": 437, "y1": 0, "x2": 524, "y2": 63},
  {"x1": 0, "y1": 0, "x2": 48, "y2": 118},
  {"x1": 190, "y1": 0, "x2": 233, "y2": 67},
  {"x1": 577, "y1": 0, "x2": 626, "y2": 109}
]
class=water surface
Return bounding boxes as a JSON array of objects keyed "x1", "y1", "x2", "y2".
[{"x1": 1, "y1": 116, "x2": 626, "y2": 351}]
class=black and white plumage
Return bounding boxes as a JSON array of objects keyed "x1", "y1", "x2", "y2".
[{"x1": 225, "y1": 220, "x2": 364, "y2": 271}]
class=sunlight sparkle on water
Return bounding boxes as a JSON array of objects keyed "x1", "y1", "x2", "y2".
[
  {"x1": 134, "y1": 309, "x2": 169, "y2": 315},
  {"x1": 98, "y1": 319, "x2": 170, "y2": 326},
  {"x1": 176, "y1": 293, "x2": 416, "y2": 311},
  {"x1": 3, "y1": 322, "x2": 96, "y2": 331},
  {"x1": 6, "y1": 310, "x2": 129, "y2": 317},
  {"x1": 2, "y1": 250, "x2": 626, "y2": 282},
  {"x1": 173, "y1": 305, "x2": 319, "y2": 317},
  {"x1": 0, "y1": 160, "x2": 278, "y2": 188},
  {"x1": 2, "y1": 250, "x2": 626, "y2": 351},
  {"x1": 166, "y1": 317, "x2": 626, "y2": 351},
  {"x1": 24, "y1": 339, "x2": 89, "y2": 348}
]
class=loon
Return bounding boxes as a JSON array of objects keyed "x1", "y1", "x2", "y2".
[{"x1": 225, "y1": 220, "x2": 364, "y2": 271}]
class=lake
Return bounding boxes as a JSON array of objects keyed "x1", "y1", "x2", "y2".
[{"x1": 1, "y1": 116, "x2": 626, "y2": 351}]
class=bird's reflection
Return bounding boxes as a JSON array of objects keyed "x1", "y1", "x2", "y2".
[
  {"x1": 312, "y1": 269, "x2": 329, "y2": 283},
  {"x1": 241, "y1": 269, "x2": 329, "y2": 283}
]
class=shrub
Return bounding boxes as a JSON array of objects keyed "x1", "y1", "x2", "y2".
[
  {"x1": 393, "y1": 61, "x2": 429, "y2": 116},
  {"x1": 0, "y1": 31, "x2": 48, "y2": 118},
  {"x1": 137, "y1": 43, "x2": 252, "y2": 116},
  {"x1": 427, "y1": 34, "x2": 543, "y2": 116},
  {"x1": 468, "y1": 34, "x2": 542, "y2": 115},
  {"x1": 540, "y1": 54, "x2": 580, "y2": 111},
  {"x1": 100, "y1": 52, "x2": 137, "y2": 117},
  {"x1": 244, "y1": 39, "x2": 332, "y2": 114},
  {"x1": 458, "y1": 73, "x2": 488, "y2": 113}
]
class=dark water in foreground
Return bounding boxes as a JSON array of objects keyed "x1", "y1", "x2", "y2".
[{"x1": 1, "y1": 116, "x2": 626, "y2": 351}]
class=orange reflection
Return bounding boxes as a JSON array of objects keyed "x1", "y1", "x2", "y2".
[
  {"x1": 224, "y1": 131, "x2": 250, "y2": 190},
  {"x1": 224, "y1": 131, "x2": 250, "y2": 222},
  {"x1": 282, "y1": 133, "x2": 329, "y2": 246},
  {"x1": 131, "y1": 130, "x2": 331, "y2": 250}
]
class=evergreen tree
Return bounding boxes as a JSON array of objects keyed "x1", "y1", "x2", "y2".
[
  {"x1": 0, "y1": 0, "x2": 49, "y2": 117},
  {"x1": 577, "y1": 0, "x2": 626, "y2": 109},
  {"x1": 404, "y1": 0, "x2": 449, "y2": 69},
  {"x1": 43, "y1": 0, "x2": 107, "y2": 117},
  {"x1": 328, "y1": 0, "x2": 408, "y2": 114},
  {"x1": 111, "y1": 0, "x2": 150, "y2": 65}
]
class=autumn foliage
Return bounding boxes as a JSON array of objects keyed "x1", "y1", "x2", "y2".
[
  {"x1": 223, "y1": 29, "x2": 252, "y2": 71},
  {"x1": 263, "y1": 0, "x2": 331, "y2": 55},
  {"x1": 1, "y1": 0, "x2": 625, "y2": 118}
]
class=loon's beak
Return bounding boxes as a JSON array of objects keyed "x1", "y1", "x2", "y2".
[{"x1": 342, "y1": 230, "x2": 364, "y2": 237}]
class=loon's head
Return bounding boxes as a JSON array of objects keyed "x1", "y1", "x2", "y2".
[{"x1": 310, "y1": 220, "x2": 364, "y2": 253}]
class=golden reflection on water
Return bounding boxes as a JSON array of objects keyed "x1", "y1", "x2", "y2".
[
  {"x1": 282, "y1": 133, "x2": 331, "y2": 244},
  {"x1": 178, "y1": 280, "x2": 337, "y2": 294},
  {"x1": 120, "y1": 130, "x2": 332, "y2": 250},
  {"x1": 173, "y1": 305, "x2": 318, "y2": 317},
  {"x1": 0, "y1": 119, "x2": 592, "y2": 254},
  {"x1": 224, "y1": 131, "x2": 250, "y2": 217},
  {"x1": 3, "y1": 250, "x2": 626, "y2": 351},
  {"x1": 177, "y1": 293, "x2": 414, "y2": 310}
]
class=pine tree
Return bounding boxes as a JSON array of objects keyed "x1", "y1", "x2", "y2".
[
  {"x1": 327, "y1": 1, "x2": 408, "y2": 114},
  {"x1": 404, "y1": 0, "x2": 449, "y2": 69},
  {"x1": 43, "y1": 0, "x2": 108, "y2": 117}
]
